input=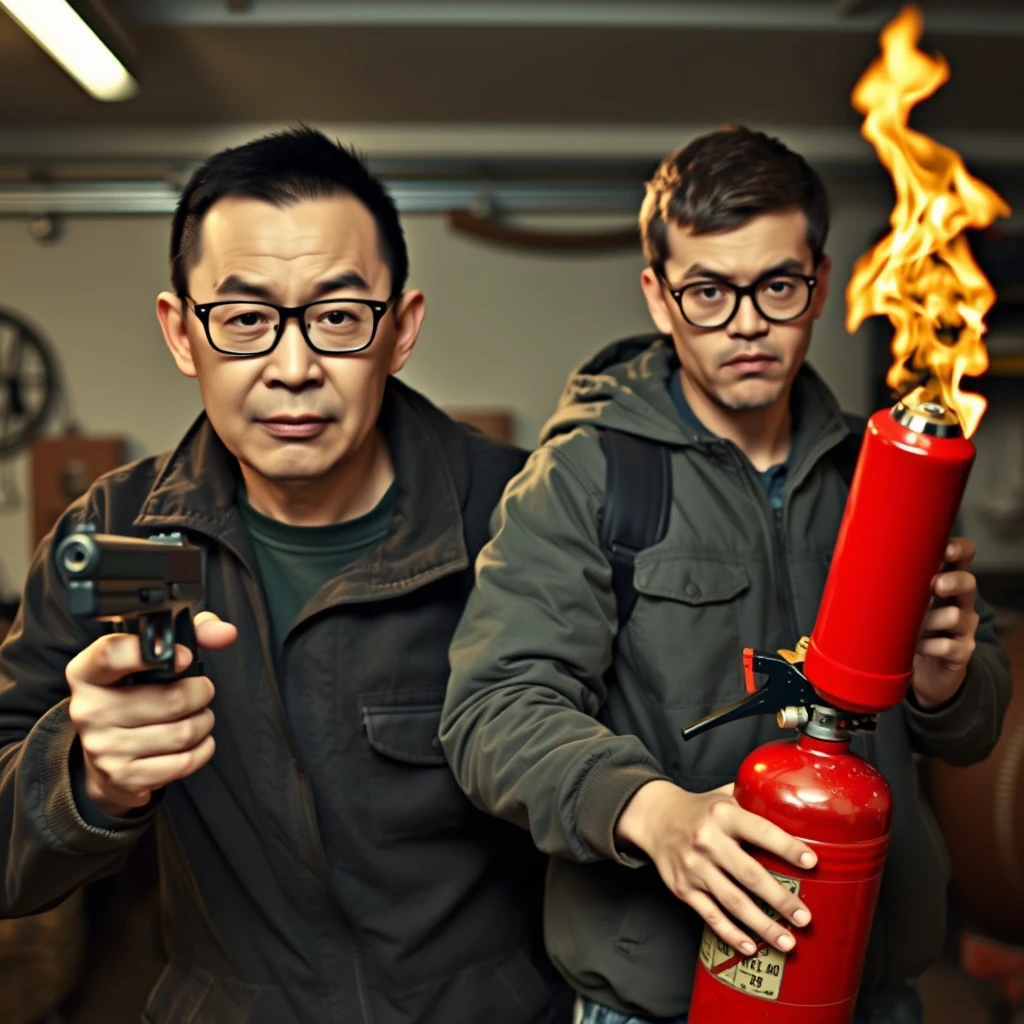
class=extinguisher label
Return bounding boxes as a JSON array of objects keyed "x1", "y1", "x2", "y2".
[{"x1": 698, "y1": 871, "x2": 801, "y2": 1001}]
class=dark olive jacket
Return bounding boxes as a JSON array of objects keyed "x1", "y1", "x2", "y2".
[
  {"x1": 0, "y1": 378, "x2": 568, "y2": 1024},
  {"x1": 442, "y1": 337, "x2": 1012, "y2": 1018}
]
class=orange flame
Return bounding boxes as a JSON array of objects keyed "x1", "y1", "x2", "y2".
[{"x1": 846, "y1": 5, "x2": 1010, "y2": 439}]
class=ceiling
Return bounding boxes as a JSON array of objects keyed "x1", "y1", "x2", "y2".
[
  {"x1": 0, "y1": 0, "x2": 1022, "y2": 214},
  {"x1": 0, "y1": 0, "x2": 1022, "y2": 134}
]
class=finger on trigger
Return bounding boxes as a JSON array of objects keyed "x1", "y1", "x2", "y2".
[
  {"x1": 67, "y1": 632, "x2": 143, "y2": 687},
  {"x1": 193, "y1": 610, "x2": 221, "y2": 628}
]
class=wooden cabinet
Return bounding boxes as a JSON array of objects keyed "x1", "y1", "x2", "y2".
[{"x1": 29, "y1": 435, "x2": 126, "y2": 548}]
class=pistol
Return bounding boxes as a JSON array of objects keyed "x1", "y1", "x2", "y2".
[{"x1": 56, "y1": 525, "x2": 204, "y2": 683}]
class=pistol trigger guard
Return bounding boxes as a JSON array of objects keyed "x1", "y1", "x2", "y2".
[{"x1": 140, "y1": 614, "x2": 175, "y2": 667}]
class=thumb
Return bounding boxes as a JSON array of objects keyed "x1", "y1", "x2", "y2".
[
  {"x1": 194, "y1": 610, "x2": 238, "y2": 650},
  {"x1": 713, "y1": 783, "x2": 736, "y2": 798}
]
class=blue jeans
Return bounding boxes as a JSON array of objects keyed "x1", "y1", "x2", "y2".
[{"x1": 574, "y1": 985, "x2": 923, "y2": 1024}]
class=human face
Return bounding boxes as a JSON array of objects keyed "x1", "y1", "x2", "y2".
[
  {"x1": 641, "y1": 208, "x2": 830, "y2": 413},
  {"x1": 157, "y1": 194, "x2": 423, "y2": 487}
]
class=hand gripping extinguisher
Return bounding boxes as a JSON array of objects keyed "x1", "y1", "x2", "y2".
[{"x1": 682, "y1": 392, "x2": 976, "y2": 1024}]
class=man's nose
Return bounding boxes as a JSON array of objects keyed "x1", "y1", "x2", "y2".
[
  {"x1": 728, "y1": 293, "x2": 770, "y2": 337},
  {"x1": 265, "y1": 319, "x2": 322, "y2": 386}
]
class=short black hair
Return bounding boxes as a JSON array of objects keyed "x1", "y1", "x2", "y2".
[
  {"x1": 169, "y1": 127, "x2": 408, "y2": 300},
  {"x1": 640, "y1": 125, "x2": 830, "y2": 275}
]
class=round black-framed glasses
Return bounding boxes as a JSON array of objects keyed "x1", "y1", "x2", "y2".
[
  {"x1": 186, "y1": 297, "x2": 391, "y2": 357},
  {"x1": 661, "y1": 271, "x2": 818, "y2": 330}
]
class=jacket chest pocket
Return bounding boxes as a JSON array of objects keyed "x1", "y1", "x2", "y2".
[
  {"x1": 627, "y1": 553, "x2": 751, "y2": 709},
  {"x1": 360, "y1": 692, "x2": 468, "y2": 842},
  {"x1": 142, "y1": 961, "x2": 261, "y2": 1024}
]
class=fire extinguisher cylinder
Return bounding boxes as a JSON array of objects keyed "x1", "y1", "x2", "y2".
[
  {"x1": 684, "y1": 396, "x2": 976, "y2": 1023},
  {"x1": 689, "y1": 713, "x2": 892, "y2": 1023},
  {"x1": 804, "y1": 396, "x2": 975, "y2": 714}
]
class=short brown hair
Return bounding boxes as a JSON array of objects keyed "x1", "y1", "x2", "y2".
[{"x1": 639, "y1": 125, "x2": 829, "y2": 275}]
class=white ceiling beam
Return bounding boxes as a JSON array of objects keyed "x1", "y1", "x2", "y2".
[
  {"x1": 2, "y1": 123, "x2": 1024, "y2": 167},
  {"x1": 0, "y1": 179, "x2": 648, "y2": 216},
  {"x1": 115, "y1": 0, "x2": 1024, "y2": 37}
]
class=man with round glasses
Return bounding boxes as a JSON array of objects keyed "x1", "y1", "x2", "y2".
[
  {"x1": 0, "y1": 128, "x2": 567, "y2": 1023},
  {"x1": 443, "y1": 125, "x2": 1007, "y2": 1024}
]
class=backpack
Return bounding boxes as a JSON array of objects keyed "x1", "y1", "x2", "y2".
[{"x1": 597, "y1": 415, "x2": 866, "y2": 625}]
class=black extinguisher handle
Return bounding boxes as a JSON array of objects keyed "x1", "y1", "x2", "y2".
[{"x1": 681, "y1": 650, "x2": 819, "y2": 741}]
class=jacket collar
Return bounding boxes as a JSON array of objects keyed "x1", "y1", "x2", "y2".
[
  {"x1": 628, "y1": 337, "x2": 853, "y2": 455},
  {"x1": 134, "y1": 377, "x2": 470, "y2": 599}
]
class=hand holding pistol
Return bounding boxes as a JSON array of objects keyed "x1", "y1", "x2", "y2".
[
  {"x1": 56, "y1": 525, "x2": 204, "y2": 682},
  {"x1": 56, "y1": 526, "x2": 237, "y2": 816}
]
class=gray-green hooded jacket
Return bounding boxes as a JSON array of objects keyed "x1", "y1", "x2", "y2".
[{"x1": 441, "y1": 336, "x2": 1011, "y2": 1018}]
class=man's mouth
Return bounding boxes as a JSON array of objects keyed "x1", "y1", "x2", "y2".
[
  {"x1": 723, "y1": 353, "x2": 778, "y2": 374},
  {"x1": 257, "y1": 415, "x2": 332, "y2": 440}
]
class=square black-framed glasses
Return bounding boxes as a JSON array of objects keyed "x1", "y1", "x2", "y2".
[
  {"x1": 186, "y1": 297, "x2": 391, "y2": 356},
  {"x1": 660, "y1": 271, "x2": 819, "y2": 330}
]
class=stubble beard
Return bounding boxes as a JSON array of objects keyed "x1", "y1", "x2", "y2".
[{"x1": 713, "y1": 379, "x2": 788, "y2": 413}]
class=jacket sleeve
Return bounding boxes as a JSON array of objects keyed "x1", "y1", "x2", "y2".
[
  {"x1": 441, "y1": 436, "x2": 670, "y2": 866},
  {"x1": 0, "y1": 507, "x2": 156, "y2": 918},
  {"x1": 904, "y1": 589, "x2": 1012, "y2": 765}
]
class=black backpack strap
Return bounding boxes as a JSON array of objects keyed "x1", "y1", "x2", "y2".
[
  {"x1": 598, "y1": 430, "x2": 672, "y2": 626},
  {"x1": 831, "y1": 413, "x2": 868, "y2": 490},
  {"x1": 461, "y1": 442, "x2": 529, "y2": 567}
]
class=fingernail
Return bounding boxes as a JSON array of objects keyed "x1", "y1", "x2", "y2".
[
  {"x1": 777, "y1": 934, "x2": 795, "y2": 951},
  {"x1": 741, "y1": 941, "x2": 757, "y2": 955},
  {"x1": 792, "y1": 909, "x2": 811, "y2": 926},
  {"x1": 800, "y1": 852, "x2": 816, "y2": 868}
]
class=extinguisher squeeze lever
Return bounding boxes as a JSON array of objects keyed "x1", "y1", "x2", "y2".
[{"x1": 681, "y1": 649, "x2": 820, "y2": 741}]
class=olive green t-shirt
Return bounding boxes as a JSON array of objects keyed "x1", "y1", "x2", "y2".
[{"x1": 238, "y1": 484, "x2": 397, "y2": 654}]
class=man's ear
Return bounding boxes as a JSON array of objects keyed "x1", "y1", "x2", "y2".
[
  {"x1": 387, "y1": 290, "x2": 426, "y2": 375},
  {"x1": 157, "y1": 292, "x2": 198, "y2": 378},
  {"x1": 640, "y1": 268, "x2": 675, "y2": 336},
  {"x1": 811, "y1": 255, "x2": 832, "y2": 320}
]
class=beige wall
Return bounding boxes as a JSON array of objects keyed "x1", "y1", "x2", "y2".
[{"x1": 0, "y1": 182, "x2": 1020, "y2": 593}]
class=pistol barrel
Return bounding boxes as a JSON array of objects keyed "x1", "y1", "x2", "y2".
[
  {"x1": 57, "y1": 533, "x2": 201, "y2": 583},
  {"x1": 56, "y1": 531, "x2": 203, "y2": 621}
]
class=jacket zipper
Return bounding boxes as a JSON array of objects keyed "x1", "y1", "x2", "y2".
[
  {"x1": 239, "y1": 550, "x2": 375, "y2": 1024},
  {"x1": 730, "y1": 425, "x2": 852, "y2": 648},
  {"x1": 161, "y1": 526, "x2": 374, "y2": 1024},
  {"x1": 771, "y1": 506, "x2": 801, "y2": 645},
  {"x1": 725, "y1": 445, "x2": 801, "y2": 646}
]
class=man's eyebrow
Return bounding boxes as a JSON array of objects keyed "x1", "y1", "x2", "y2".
[
  {"x1": 311, "y1": 271, "x2": 371, "y2": 296},
  {"x1": 214, "y1": 275, "x2": 275, "y2": 299},
  {"x1": 211, "y1": 271, "x2": 373, "y2": 301},
  {"x1": 680, "y1": 258, "x2": 807, "y2": 283}
]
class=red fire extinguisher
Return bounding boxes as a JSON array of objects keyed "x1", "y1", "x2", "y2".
[{"x1": 682, "y1": 394, "x2": 975, "y2": 1023}]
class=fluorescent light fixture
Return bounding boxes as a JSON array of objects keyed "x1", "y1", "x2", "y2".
[{"x1": 0, "y1": 0, "x2": 138, "y2": 102}]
